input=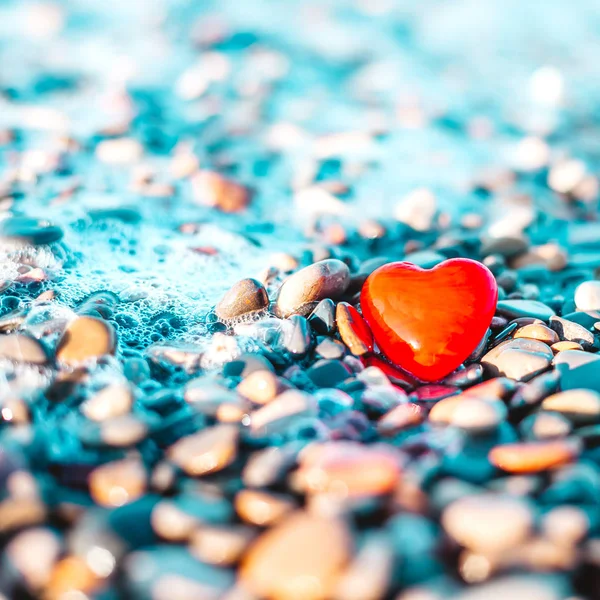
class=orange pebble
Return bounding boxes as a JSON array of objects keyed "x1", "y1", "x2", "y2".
[{"x1": 489, "y1": 439, "x2": 580, "y2": 474}]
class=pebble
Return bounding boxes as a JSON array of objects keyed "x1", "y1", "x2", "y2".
[
  {"x1": 292, "y1": 441, "x2": 401, "y2": 498},
  {"x1": 518, "y1": 412, "x2": 573, "y2": 440},
  {"x1": 489, "y1": 439, "x2": 581, "y2": 473},
  {"x1": 431, "y1": 396, "x2": 507, "y2": 434},
  {"x1": 150, "y1": 500, "x2": 201, "y2": 542},
  {"x1": 242, "y1": 445, "x2": 301, "y2": 488},
  {"x1": 250, "y1": 390, "x2": 317, "y2": 437},
  {"x1": 495, "y1": 300, "x2": 556, "y2": 322},
  {"x1": 481, "y1": 338, "x2": 553, "y2": 381},
  {"x1": 100, "y1": 415, "x2": 148, "y2": 447},
  {"x1": 241, "y1": 511, "x2": 351, "y2": 600},
  {"x1": 551, "y1": 341, "x2": 583, "y2": 353},
  {"x1": 190, "y1": 525, "x2": 255, "y2": 566},
  {"x1": 542, "y1": 505, "x2": 589, "y2": 546},
  {"x1": 0, "y1": 333, "x2": 49, "y2": 365},
  {"x1": 574, "y1": 280, "x2": 600, "y2": 311},
  {"x1": 336, "y1": 302, "x2": 373, "y2": 356},
  {"x1": 282, "y1": 315, "x2": 312, "y2": 356},
  {"x1": 235, "y1": 489, "x2": 296, "y2": 526},
  {"x1": 308, "y1": 298, "x2": 336, "y2": 334},
  {"x1": 275, "y1": 259, "x2": 350, "y2": 318},
  {"x1": 56, "y1": 316, "x2": 116, "y2": 365},
  {"x1": 192, "y1": 170, "x2": 251, "y2": 213},
  {"x1": 88, "y1": 458, "x2": 147, "y2": 507},
  {"x1": 215, "y1": 278, "x2": 269, "y2": 321},
  {"x1": 554, "y1": 352, "x2": 600, "y2": 392},
  {"x1": 442, "y1": 364, "x2": 483, "y2": 388},
  {"x1": 442, "y1": 494, "x2": 533, "y2": 552},
  {"x1": 454, "y1": 575, "x2": 567, "y2": 600},
  {"x1": 514, "y1": 323, "x2": 559, "y2": 345},
  {"x1": 377, "y1": 403, "x2": 424, "y2": 435},
  {"x1": 307, "y1": 359, "x2": 353, "y2": 387},
  {"x1": 549, "y1": 316, "x2": 595, "y2": 350},
  {"x1": 541, "y1": 389, "x2": 600, "y2": 424},
  {"x1": 81, "y1": 384, "x2": 133, "y2": 421},
  {"x1": 237, "y1": 370, "x2": 289, "y2": 405},
  {"x1": 315, "y1": 337, "x2": 346, "y2": 359},
  {"x1": 167, "y1": 424, "x2": 239, "y2": 476},
  {"x1": 0, "y1": 216, "x2": 63, "y2": 245}
]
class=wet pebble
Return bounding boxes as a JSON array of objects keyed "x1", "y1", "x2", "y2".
[
  {"x1": 56, "y1": 316, "x2": 116, "y2": 365},
  {"x1": 81, "y1": 383, "x2": 133, "y2": 421},
  {"x1": 336, "y1": 302, "x2": 373, "y2": 356},
  {"x1": 549, "y1": 316, "x2": 595, "y2": 349},
  {"x1": 237, "y1": 369, "x2": 289, "y2": 405},
  {"x1": 0, "y1": 333, "x2": 49, "y2": 365},
  {"x1": 275, "y1": 259, "x2": 350, "y2": 318},
  {"x1": 514, "y1": 323, "x2": 559, "y2": 345},
  {"x1": 541, "y1": 389, "x2": 600, "y2": 424},
  {"x1": 315, "y1": 337, "x2": 346, "y2": 359},
  {"x1": 249, "y1": 390, "x2": 317, "y2": 438},
  {"x1": 215, "y1": 278, "x2": 269, "y2": 321},
  {"x1": 496, "y1": 300, "x2": 556, "y2": 322},
  {"x1": 442, "y1": 494, "x2": 533, "y2": 552},
  {"x1": 518, "y1": 412, "x2": 573, "y2": 440},
  {"x1": 482, "y1": 338, "x2": 552, "y2": 381},
  {"x1": 308, "y1": 298, "x2": 336, "y2": 334},
  {"x1": 282, "y1": 315, "x2": 312, "y2": 356},
  {"x1": 88, "y1": 458, "x2": 147, "y2": 507},
  {"x1": 168, "y1": 424, "x2": 239, "y2": 476},
  {"x1": 489, "y1": 439, "x2": 580, "y2": 473},
  {"x1": 574, "y1": 280, "x2": 600, "y2": 311},
  {"x1": 241, "y1": 511, "x2": 351, "y2": 600},
  {"x1": 431, "y1": 396, "x2": 507, "y2": 434}
]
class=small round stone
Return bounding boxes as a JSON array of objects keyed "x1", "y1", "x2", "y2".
[
  {"x1": 442, "y1": 494, "x2": 533, "y2": 553},
  {"x1": 100, "y1": 415, "x2": 148, "y2": 447},
  {"x1": 167, "y1": 424, "x2": 239, "y2": 476},
  {"x1": 235, "y1": 490, "x2": 296, "y2": 526},
  {"x1": 542, "y1": 505, "x2": 589, "y2": 545},
  {"x1": 336, "y1": 302, "x2": 373, "y2": 356},
  {"x1": 192, "y1": 170, "x2": 250, "y2": 213},
  {"x1": 518, "y1": 412, "x2": 573, "y2": 440},
  {"x1": 377, "y1": 403, "x2": 424, "y2": 436},
  {"x1": 190, "y1": 525, "x2": 255, "y2": 566},
  {"x1": 275, "y1": 259, "x2": 350, "y2": 318},
  {"x1": 514, "y1": 324, "x2": 559, "y2": 345},
  {"x1": 237, "y1": 370, "x2": 289, "y2": 405},
  {"x1": 574, "y1": 280, "x2": 600, "y2": 311},
  {"x1": 56, "y1": 316, "x2": 116, "y2": 365},
  {"x1": 241, "y1": 511, "x2": 351, "y2": 600},
  {"x1": 449, "y1": 397, "x2": 507, "y2": 434},
  {"x1": 81, "y1": 384, "x2": 133, "y2": 422},
  {"x1": 541, "y1": 389, "x2": 600, "y2": 424},
  {"x1": 489, "y1": 439, "x2": 580, "y2": 473},
  {"x1": 215, "y1": 278, "x2": 269, "y2": 321},
  {"x1": 0, "y1": 333, "x2": 49, "y2": 365},
  {"x1": 88, "y1": 458, "x2": 146, "y2": 507},
  {"x1": 0, "y1": 216, "x2": 63, "y2": 245},
  {"x1": 551, "y1": 341, "x2": 583, "y2": 353}
]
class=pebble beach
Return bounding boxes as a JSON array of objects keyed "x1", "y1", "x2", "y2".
[{"x1": 2, "y1": 1, "x2": 600, "y2": 598}]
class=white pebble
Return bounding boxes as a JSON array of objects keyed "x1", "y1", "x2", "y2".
[{"x1": 574, "y1": 280, "x2": 600, "y2": 311}]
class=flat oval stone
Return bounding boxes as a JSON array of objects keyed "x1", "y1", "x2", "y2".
[
  {"x1": 518, "y1": 411, "x2": 573, "y2": 440},
  {"x1": 0, "y1": 216, "x2": 63, "y2": 245},
  {"x1": 235, "y1": 489, "x2": 296, "y2": 526},
  {"x1": 167, "y1": 424, "x2": 239, "y2": 476},
  {"x1": 377, "y1": 403, "x2": 424, "y2": 436},
  {"x1": 293, "y1": 441, "x2": 401, "y2": 497},
  {"x1": 56, "y1": 317, "x2": 116, "y2": 365},
  {"x1": 574, "y1": 280, "x2": 600, "y2": 311},
  {"x1": 275, "y1": 259, "x2": 350, "y2": 318},
  {"x1": 0, "y1": 333, "x2": 49, "y2": 365},
  {"x1": 336, "y1": 302, "x2": 373, "y2": 356},
  {"x1": 514, "y1": 324, "x2": 559, "y2": 345},
  {"x1": 489, "y1": 439, "x2": 580, "y2": 473},
  {"x1": 442, "y1": 494, "x2": 532, "y2": 552},
  {"x1": 551, "y1": 341, "x2": 583, "y2": 353},
  {"x1": 214, "y1": 278, "x2": 269, "y2": 321},
  {"x1": 433, "y1": 397, "x2": 507, "y2": 434},
  {"x1": 241, "y1": 511, "x2": 351, "y2": 600},
  {"x1": 81, "y1": 384, "x2": 133, "y2": 421},
  {"x1": 88, "y1": 458, "x2": 146, "y2": 507},
  {"x1": 190, "y1": 524, "x2": 255, "y2": 566},
  {"x1": 542, "y1": 389, "x2": 600, "y2": 424},
  {"x1": 250, "y1": 390, "x2": 316, "y2": 437},
  {"x1": 482, "y1": 338, "x2": 552, "y2": 381},
  {"x1": 237, "y1": 370, "x2": 289, "y2": 405},
  {"x1": 496, "y1": 300, "x2": 556, "y2": 322}
]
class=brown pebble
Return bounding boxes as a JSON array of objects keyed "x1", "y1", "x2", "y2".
[
  {"x1": 215, "y1": 278, "x2": 269, "y2": 321},
  {"x1": 241, "y1": 511, "x2": 351, "y2": 600},
  {"x1": 551, "y1": 340, "x2": 583, "y2": 353},
  {"x1": 190, "y1": 525, "x2": 256, "y2": 566},
  {"x1": 293, "y1": 442, "x2": 401, "y2": 498},
  {"x1": 542, "y1": 389, "x2": 600, "y2": 423},
  {"x1": 275, "y1": 259, "x2": 350, "y2": 318},
  {"x1": 88, "y1": 458, "x2": 146, "y2": 507},
  {"x1": 336, "y1": 302, "x2": 373, "y2": 356},
  {"x1": 151, "y1": 500, "x2": 200, "y2": 542},
  {"x1": 442, "y1": 494, "x2": 533, "y2": 553},
  {"x1": 0, "y1": 333, "x2": 49, "y2": 365},
  {"x1": 514, "y1": 324, "x2": 559, "y2": 345},
  {"x1": 81, "y1": 384, "x2": 133, "y2": 421},
  {"x1": 235, "y1": 489, "x2": 296, "y2": 526},
  {"x1": 377, "y1": 403, "x2": 424, "y2": 436},
  {"x1": 237, "y1": 370, "x2": 289, "y2": 405},
  {"x1": 481, "y1": 338, "x2": 552, "y2": 381},
  {"x1": 168, "y1": 424, "x2": 239, "y2": 476},
  {"x1": 192, "y1": 170, "x2": 250, "y2": 213},
  {"x1": 56, "y1": 316, "x2": 116, "y2": 365},
  {"x1": 489, "y1": 439, "x2": 580, "y2": 473}
]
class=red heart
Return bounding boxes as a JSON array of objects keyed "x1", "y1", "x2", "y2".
[{"x1": 360, "y1": 258, "x2": 498, "y2": 382}]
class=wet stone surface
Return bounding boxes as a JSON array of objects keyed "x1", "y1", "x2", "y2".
[{"x1": 1, "y1": 1, "x2": 600, "y2": 599}]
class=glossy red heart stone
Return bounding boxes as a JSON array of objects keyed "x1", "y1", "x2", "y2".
[{"x1": 360, "y1": 258, "x2": 498, "y2": 382}]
